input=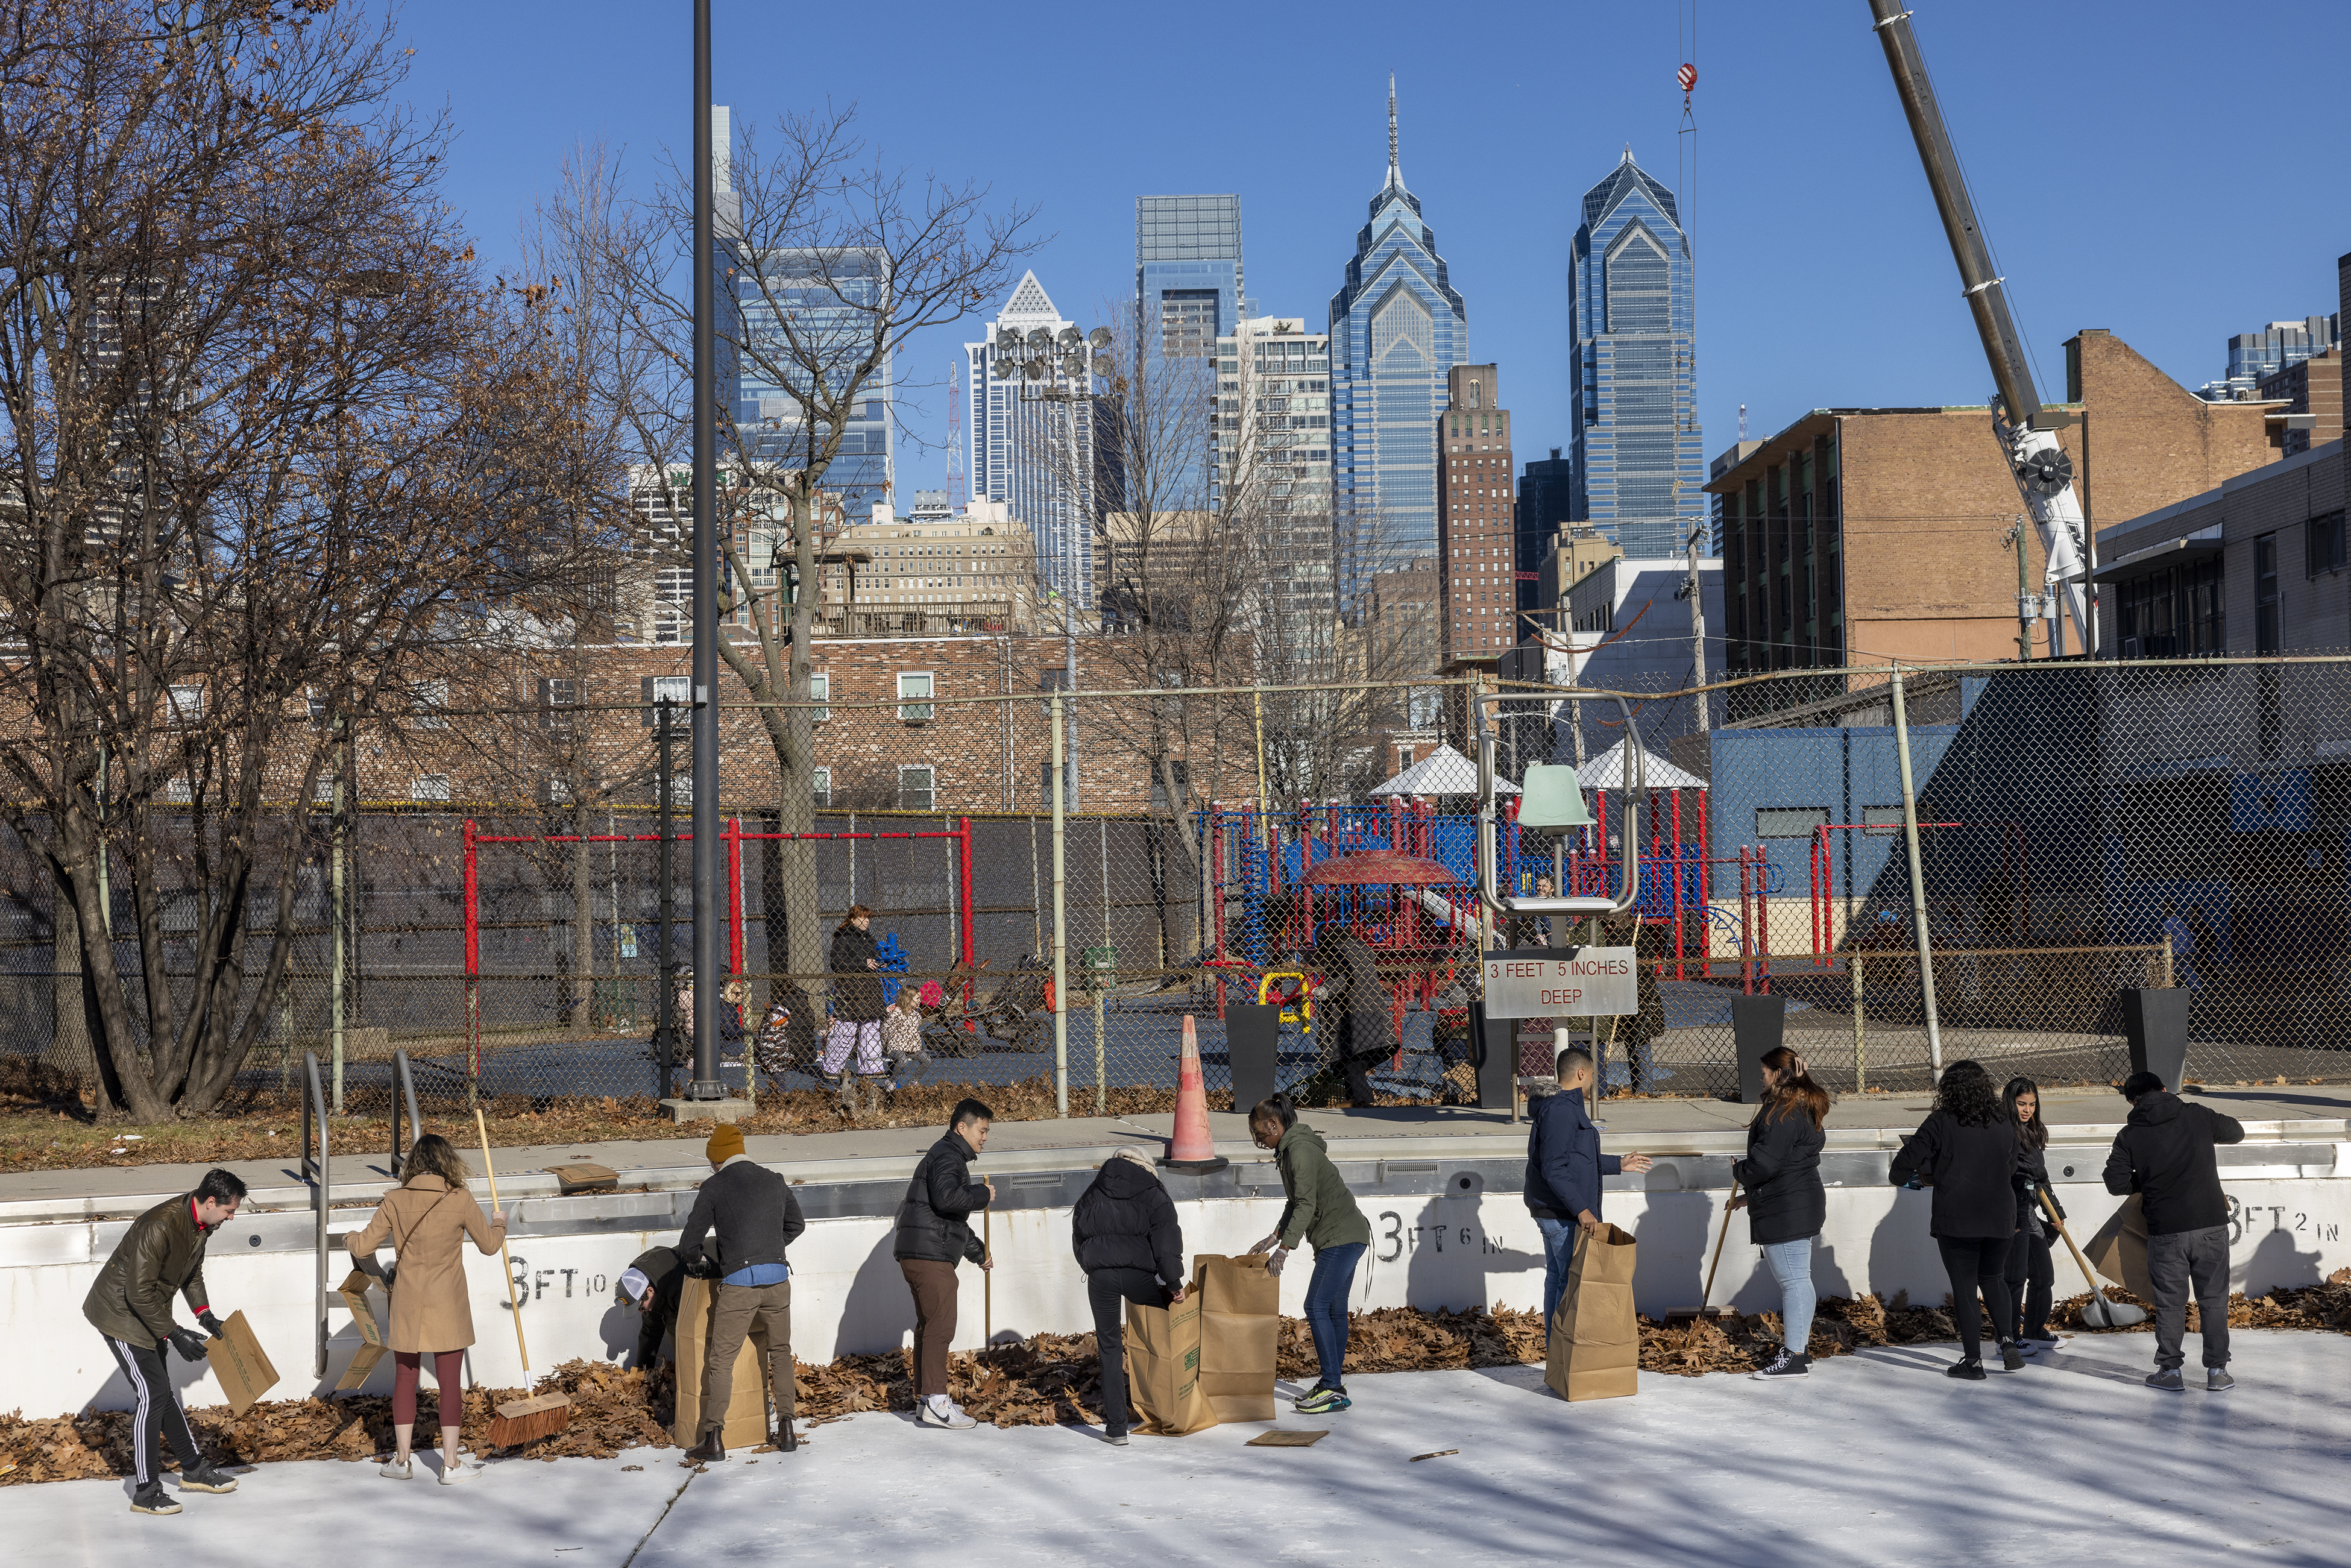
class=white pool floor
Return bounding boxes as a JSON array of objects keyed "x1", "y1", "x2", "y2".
[{"x1": 11, "y1": 1328, "x2": 2347, "y2": 1568}]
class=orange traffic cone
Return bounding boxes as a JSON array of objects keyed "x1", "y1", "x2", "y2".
[{"x1": 1159, "y1": 1014, "x2": 1229, "y2": 1173}]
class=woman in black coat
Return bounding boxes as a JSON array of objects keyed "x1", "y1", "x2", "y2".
[
  {"x1": 2003, "y1": 1076, "x2": 2065, "y2": 1353},
  {"x1": 823, "y1": 905, "x2": 886, "y2": 1081},
  {"x1": 1071, "y1": 1148, "x2": 1186, "y2": 1445},
  {"x1": 1889, "y1": 1058, "x2": 2022, "y2": 1379},
  {"x1": 1731, "y1": 1045, "x2": 1830, "y2": 1381}
]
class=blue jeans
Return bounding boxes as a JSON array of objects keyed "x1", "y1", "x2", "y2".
[
  {"x1": 1535, "y1": 1217, "x2": 1578, "y2": 1330},
  {"x1": 1760, "y1": 1237, "x2": 1817, "y2": 1353},
  {"x1": 1303, "y1": 1242, "x2": 1365, "y2": 1389}
]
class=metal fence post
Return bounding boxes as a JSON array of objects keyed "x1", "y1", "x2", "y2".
[
  {"x1": 1890, "y1": 669, "x2": 1945, "y2": 1078},
  {"x1": 1051, "y1": 693, "x2": 1068, "y2": 1116},
  {"x1": 462, "y1": 818, "x2": 480, "y2": 1106}
]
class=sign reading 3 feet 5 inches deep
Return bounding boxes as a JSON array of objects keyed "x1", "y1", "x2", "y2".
[{"x1": 1481, "y1": 948, "x2": 1637, "y2": 1017}]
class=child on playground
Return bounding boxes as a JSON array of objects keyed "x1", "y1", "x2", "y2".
[{"x1": 882, "y1": 988, "x2": 927, "y2": 1091}]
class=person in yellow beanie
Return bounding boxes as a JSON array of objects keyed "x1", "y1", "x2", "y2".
[{"x1": 677, "y1": 1124, "x2": 804, "y2": 1460}]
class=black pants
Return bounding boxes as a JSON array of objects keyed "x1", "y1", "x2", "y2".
[
  {"x1": 1936, "y1": 1236, "x2": 2016, "y2": 1357},
  {"x1": 1087, "y1": 1267, "x2": 1169, "y2": 1434},
  {"x1": 102, "y1": 1335, "x2": 203, "y2": 1487},
  {"x1": 2004, "y1": 1226, "x2": 2054, "y2": 1341}
]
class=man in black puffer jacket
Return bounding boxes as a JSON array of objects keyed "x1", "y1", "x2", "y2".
[
  {"x1": 896, "y1": 1098, "x2": 995, "y2": 1429},
  {"x1": 1071, "y1": 1148, "x2": 1186, "y2": 1444},
  {"x1": 2104, "y1": 1072, "x2": 2245, "y2": 1392}
]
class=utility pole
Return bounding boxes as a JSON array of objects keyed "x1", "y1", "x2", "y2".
[
  {"x1": 2005, "y1": 518, "x2": 2034, "y2": 661},
  {"x1": 1684, "y1": 524, "x2": 1710, "y2": 731},
  {"x1": 686, "y1": 0, "x2": 722, "y2": 1103}
]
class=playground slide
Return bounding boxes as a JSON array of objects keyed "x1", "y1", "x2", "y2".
[{"x1": 1410, "y1": 887, "x2": 1478, "y2": 933}]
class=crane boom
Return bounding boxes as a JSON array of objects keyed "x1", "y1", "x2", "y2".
[{"x1": 1866, "y1": 0, "x2": 2093, "y2": 653}]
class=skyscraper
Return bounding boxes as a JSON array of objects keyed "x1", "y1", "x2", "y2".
[
  {"x1": 712, "y1": 107, "x2": 893, "y2": 518},
  {"x1": 1137, "y1": 195, "x2": 1244, "y2": 359},
  {"x1": 1567, "y1": 149, "x2": 1701, "y2": 560},
  {"x1": 1329, "y1": 78, "x2": 1467, "y2": 596},
  {"x1": 1436, "y1": 365, "x2": 1517, "y2": 660},
  {"x1": 966, "y1": 271, "x2": 1099, "y2": 610},
  {"x1": 1515, "y1": 446, "x2": 1575, "y2": 618},
  {"x1": 1217, "y1": 315, "x2": 1335, "y2": 661}
]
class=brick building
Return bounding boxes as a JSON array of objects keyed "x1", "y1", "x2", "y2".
[{"x1": 1437, "y1": 364, "x2": 1519, "y2": 660}]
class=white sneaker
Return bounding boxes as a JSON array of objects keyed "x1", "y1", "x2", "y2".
[
  {"x1": 438, "y1": 1454, "x2": 480, "y2": 1485},
  {"x1": 916, "y1": 1399, "x2": 977, "y2": 1430},
  {"x1": 379, "y1": 1457, "x2": 414, "y2": 1480}
]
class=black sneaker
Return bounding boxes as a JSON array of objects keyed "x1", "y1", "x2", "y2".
[
  {"x1": 178, "y1": 1460, "x2": 239, "y2": 1494},
  {"x1": 130, "y1": 1482, "x2": 181, "y2": 1515},
  {"x1": 1751, "y1": 1348, "x2": 1810, "y2": 1381},
  {"x1": 1997, "y1": 1340, "x2": 2025, "y2": 1373},
  {"x1": 1946, "y1": 1356, "x2": 1987, "y2": 1381}
]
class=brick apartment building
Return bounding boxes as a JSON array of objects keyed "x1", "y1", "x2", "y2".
[
  {"x1": 1437, "y1": 364, "x2": 1519, "y2": 661},
  {"x1": 1707, "y1": 328, "x2": 2280, "y2": 685}
]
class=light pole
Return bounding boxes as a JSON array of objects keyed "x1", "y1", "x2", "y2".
[{"x1": 687, "y1": 0, "x2": 723, "y2": 1102}]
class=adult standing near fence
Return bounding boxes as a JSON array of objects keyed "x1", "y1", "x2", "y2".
[
  {"x1": 895, "y1": 1097, "x2": 995, "y2": 1430},
  {"x1": 1734, "y1": 1048, "x2": 1830, "y2": 1381},
  {"x1": 826, "y1": 904, "x2": 888, "y2": 1112},
  {"x1": 678, "y1": 1124, "x2": 806, "y2": 1460},
  {"x1": 1311, "y1": 925, "x2": 1394, "y2": 1108},
  {"x1": 347, "y1": 1135, "x2": 511, "y2": 1484},
  {"x1": 1889, "y1": 1060, "x2": 2021, "y2": 1381},
  {"x1": 83, "y1": 1167, "x2": 248, "y2": 1514},
  {"x1": 1070, "y1": 1147, "x2": 1186, "y2": 1445},
  {"x1": 1247, "y1": 1094, "x2": 1372, "y2": 1414},
  {"x1": 2103, "y1": 1071, "x2": 2246, "y2": 1392},
  {"x1": 1524, "y1": 1048, "x2": 1653, "y2": 1337},
  {"x1": 2003, "y1": 1077, "x2": 2063, "y2": 1356}
]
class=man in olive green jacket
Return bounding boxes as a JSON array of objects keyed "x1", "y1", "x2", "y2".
[{"x1": 82, "y1": 1168, "x2": 249, "y2": 1514}]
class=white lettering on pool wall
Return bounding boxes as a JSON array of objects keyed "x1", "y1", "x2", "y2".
[{"x1": 1482, "y1": 948, "x2": 1637, "y2": 1017}]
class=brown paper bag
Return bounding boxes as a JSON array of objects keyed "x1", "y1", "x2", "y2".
[
  {"x1": 2085, "y1": 1194, "x2": 2154, "y2": 1303},
  {"x1": 669, "y1": 1276, "x2": 773, "y2": 1447},
  {"x1": 1125, "y1": 1292, "x2": 1216, "y2": 1437},
  {"x1": 204, "y1": 1310, "x2": 279, "y2": 1417},
  {"x1": 1545, "y1": 1221, "x2": 1639, "y2": 1403},
  {"x1": 1191, "y1": 1253, "x2": 1280, "y2": 1423},
  {"x1": 332, "y1": 1269, "x2": 391, "y2": 1392}
]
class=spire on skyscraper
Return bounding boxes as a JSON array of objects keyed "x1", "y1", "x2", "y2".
[{"x1": 1385, "y1": 73, "x2": 1408, "y2": 194}]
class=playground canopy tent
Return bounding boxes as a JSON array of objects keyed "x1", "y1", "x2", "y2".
[
  {"x1": 1369, "y1": 744, "x2": 1517, "y2": 798},
  {"x1": 1301, "y1": 850, "x2": 1456, "y2": 886},
  {"x1": 1576, "y1": 738, "x2": 1706, "y2": 792}
]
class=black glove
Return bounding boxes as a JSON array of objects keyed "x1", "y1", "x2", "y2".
[
  {"x1": 198, "y1": 1310, "x2": 226, "y2": 1338},
  {"x1": 682, "y1": 1255, "x2": 719, "y2": 1279},
  {"x1": 168, "y1": 1327, "x2": 211, "y2": 1363}
]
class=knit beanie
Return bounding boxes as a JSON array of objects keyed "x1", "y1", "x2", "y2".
[{"x1": 706, "y1": 1124, "x2": 745, "y2": 1163}]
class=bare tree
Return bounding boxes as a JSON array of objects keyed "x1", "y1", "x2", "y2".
[{"x1": 0, "y1": 1, "x2": 585, "y2": 1117}]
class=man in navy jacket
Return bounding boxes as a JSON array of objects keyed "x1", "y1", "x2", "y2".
[{"x1": 1524, "y1": 1046, "x2": 1651, "y2": 1332}]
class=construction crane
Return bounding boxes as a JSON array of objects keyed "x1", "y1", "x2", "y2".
[{"x1": 1866, "y1": 0, "x2": 2093, "y2": 655}]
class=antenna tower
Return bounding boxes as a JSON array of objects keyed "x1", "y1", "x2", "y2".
[{"x1": 946, "y1": 359, "x2": 967, "y2": 511}]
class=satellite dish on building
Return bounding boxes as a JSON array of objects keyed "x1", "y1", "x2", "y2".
[{"x1": 1089, "y1": 327, "x2": 1113, "y2": 351}]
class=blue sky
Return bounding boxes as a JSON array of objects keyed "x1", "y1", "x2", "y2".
[{"x1": 397, "y1": 0, "x2": 2342, "y2": 500}]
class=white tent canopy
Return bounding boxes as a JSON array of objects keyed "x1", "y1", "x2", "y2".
[
  {"x1": 1575, "y1": 738, "x2": 1707, "y2": 792},
  {"x1": 1369, "y1": 743, "x2": 1516, "y2": 798}
]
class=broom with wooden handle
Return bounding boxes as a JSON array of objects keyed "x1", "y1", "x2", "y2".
[
  {"x1": 1667, "y1": 1176, "x2": 1742, "y2": 1323},
  {"x1": 476, "y1": 1107, "x2": 573, "y2": 1447}
]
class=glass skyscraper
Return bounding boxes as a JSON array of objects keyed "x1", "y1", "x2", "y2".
[
  {"x1": 1328, "y1": 79, "x2": 1466, "y2": 596},
  {"x1": 1137, "y1": 195, "x2": 1244, "y2": 359},
  {"x1": 1567, "y1": 150, "x2": 1701, "y2": 560},
  {"x1": 965, "y1": 271, "x2": 1099, "y2": 609}
]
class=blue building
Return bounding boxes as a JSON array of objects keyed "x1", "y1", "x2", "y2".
[
  {"x1": 1328, "y1": 78, "x2": 1466, "y2": 599},
  {"x1": 1136, "y1": 195, "x2": 1244, "y2": 360},
  {"x1": 1568, "y1": 150, "x2": 1701, "y2": 560}
]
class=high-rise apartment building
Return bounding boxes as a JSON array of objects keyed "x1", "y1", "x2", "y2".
[
  {"x1": 1213, "y1": 316, "x2": 1335, "y2": 661},
  {"x1": 1567, "y1": 150, "x2": 1702, "y2": 559},
  {"x1": 965, "y1": 271, "x2": 1100, "y2": 611},
  {"x1": 1137, "y1": 195, "x2": 1244, "y2": 359},
  {"x1": 2197, "y1": 313, "x2": 2340, "y2": 401},
  {"x1": 1515, "y1": 446, "x2": 1575, "y2": 621},
  {"x1": 1328, "y1": 79, "x2": 1467, "y2": 596},
  {"x1": 1436, "y1": 365, "x2": 1517, "y2": 660},
  {"x1": 713, "y1": 107, "x2": 893, "y2": 518}
]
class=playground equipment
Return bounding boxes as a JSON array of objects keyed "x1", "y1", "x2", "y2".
[{"x1": 1475, "y1": 690, "x2": 1644, "y2": 922}]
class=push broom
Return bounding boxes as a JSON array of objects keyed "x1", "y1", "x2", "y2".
[
  {"x1": 476, "y1": 1107, "x2": 574, "y2": 1447},
  {"x1": 1666, "y1": 1173, "x2": 1741, "y2": 1323}
]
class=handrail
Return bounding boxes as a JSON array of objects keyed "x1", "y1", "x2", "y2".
[
  {"x1": 389, "y1": 1048, "x2": 424, "y2": 1177},
  {"x1": 1474, "y1": 687, "x2": 1645, "y2": 919},
  {"x1": 300, "y1": 1050, "x2": 330, "y2": 1378}
]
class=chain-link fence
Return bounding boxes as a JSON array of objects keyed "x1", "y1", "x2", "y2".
[{"x1": 8, "y1": 658, "x2": 2350, "y2": 1118}]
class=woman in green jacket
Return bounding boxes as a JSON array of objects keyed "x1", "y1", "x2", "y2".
[{"x1": 1247, "y1": 1094, "x2": 1371, "y2": 1413}]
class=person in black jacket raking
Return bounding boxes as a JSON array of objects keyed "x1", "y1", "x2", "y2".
[
  {"x1": 678, "y1": 1124, "x2": 807, "y2": 1461},
  {"x1": 1070, "y1": 1147, "x2": 1187, "y2": 1445},
  {"x1": 896, "y1": 1098, "x2": 996, "y2": 1429},
  {"x1": 1733, "y1": 1047, "x2": 1830, "y2": 1381},
  {"x1": 1889, "y1": 1059, "x2": 2022, "y2": 1380},
  {"x1": 2001, "y1": 1077, "x2": 2065, "y2": 1356},
  {"x1": 2103, "y1": 1071, "x2": 2246, "y2": 1392}
]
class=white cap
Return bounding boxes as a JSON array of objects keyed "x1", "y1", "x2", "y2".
[{"x1": 619, "y1": 1267, "x2": 651, "y2": 1303}]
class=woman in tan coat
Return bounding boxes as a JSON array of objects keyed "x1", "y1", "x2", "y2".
[{"x1": 348, "y1": 1134, "x2": 511, "y2": 1483}]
